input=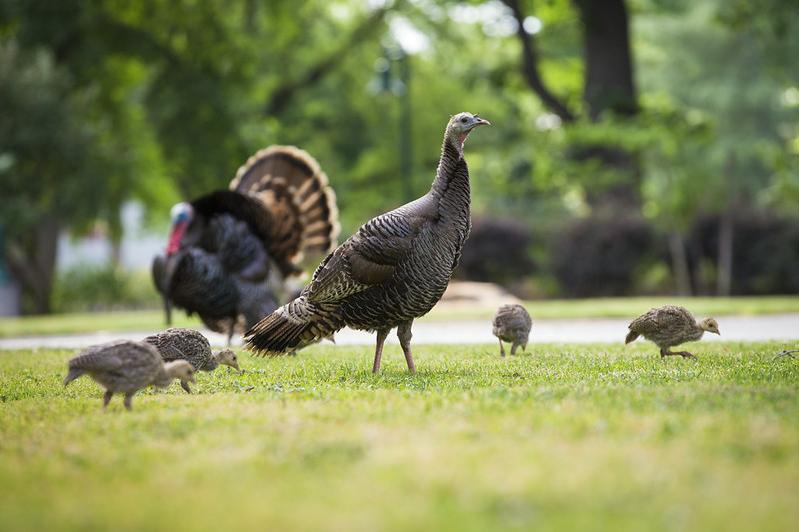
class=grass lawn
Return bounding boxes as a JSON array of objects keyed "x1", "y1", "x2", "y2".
[
  {"x1": 1, "y1": 342, "x2": 797, "y2": 530},
  {"x1": 2, "y1": 295, "x2": 798, "y2": 338}
]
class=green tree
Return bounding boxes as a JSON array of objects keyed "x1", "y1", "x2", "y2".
[
  {"x1": 0, "y1": 42, "x2": 108, "y2": 312},
  {"x1": 0, "y1": 0, "x2": 404, "y2": 312},
  {"x1": 637, "y1": 0, "x2": 799, "y2": 294}
]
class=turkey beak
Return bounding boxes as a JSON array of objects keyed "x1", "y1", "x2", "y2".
[{"x1": 473, "y1": 116, "x2": 490, "y2": 127}]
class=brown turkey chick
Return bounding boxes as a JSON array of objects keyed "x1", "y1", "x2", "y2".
[
  {"x1": 64, "y1": 340, "x2": 195, "y2": 410},
  {"x1": 143, "y1": 328, "x2": 240, "y2": 393},
  {"x1": 625, "y1": 305, "x2": 720, "y2": 359},
  {"x1": 492, "y1": 304, "x2": 532, "y2": 356}
]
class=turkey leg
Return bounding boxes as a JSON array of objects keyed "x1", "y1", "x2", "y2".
[
  {"x1": 226, "y1": 319, "x2": 235, "y2": 347},
  {"x1": 397, "y1": 320, "x2": 416, "y2": 374},
  {"x1": 498, "y1": 339, "x2": 506, "y2": 357},
  {"x1": 123, "y1": 392, "x2": 135, "y2": 411},
  {"x1": 372, "y1": 328, "x2": 390, "y2": 374},
  {"x1": 103, "y1": 390, "x2": 113, "y2": 409}
]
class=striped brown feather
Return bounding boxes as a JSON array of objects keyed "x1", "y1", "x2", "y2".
[{"x1": 230, "y1": 146, "x2": 339, "y2": 273}]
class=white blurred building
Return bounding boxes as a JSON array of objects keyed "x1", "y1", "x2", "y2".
[{"x1": 58, "y1": 202, "x2": 166, "y2": 271}]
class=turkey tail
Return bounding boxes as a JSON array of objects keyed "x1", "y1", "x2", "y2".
[
  {"x1": 63, "y1": 367, "x2": 84, "y2": 386},
  {"x1": 244, "y1": 296, "x2": 341, "y2": 356},
  {"x1": 230, "y1": 146, "x2": 339, "y2": 275},
  {"x1": 625, "y1": 330, "x2": 639, "y2": 344}
]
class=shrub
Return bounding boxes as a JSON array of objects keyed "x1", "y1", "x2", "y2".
[
  {"x1": 689, "y1": 212, "x2": 799, "y2": 295},
  {"x1": 456, "y1": 217, "x2": 536, "y2": 291},
  {"x1": 52, "y1": 265, "x2": 160, "y2": 312},
  {"x1": 550, "y1": 214, "x2": 658, "y2": 297}
]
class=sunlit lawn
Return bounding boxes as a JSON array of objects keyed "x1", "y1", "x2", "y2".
[
  {"x1": 2, "y1": 295, "x2": 798, "y2": 338},
  {"x1": 1, "y1": 342, "x2": 797, "y2": 531}
]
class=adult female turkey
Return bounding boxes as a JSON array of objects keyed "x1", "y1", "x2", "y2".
[
  {"x1": 245, "y1": 113, "x2": 490, "y2": 373},
  {"x1": 152, "y1": 146, "x2": 339, "y2": 344}
]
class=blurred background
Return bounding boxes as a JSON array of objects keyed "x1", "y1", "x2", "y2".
[{"x1": 1, "y1": 0, "x2": 797, "y2": 317}]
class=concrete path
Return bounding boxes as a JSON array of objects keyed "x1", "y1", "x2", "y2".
[{"x1": 1, "y1": 314, "x2": 798, "y2": 350}]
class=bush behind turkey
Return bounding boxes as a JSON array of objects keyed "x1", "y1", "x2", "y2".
[{"x1": 53, "y1": 265, "x2": 161, "y2": 312}]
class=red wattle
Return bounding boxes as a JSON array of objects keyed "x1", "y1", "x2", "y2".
[{"x1": 166, "y1": 222, "x2": 187, "y2": 256}]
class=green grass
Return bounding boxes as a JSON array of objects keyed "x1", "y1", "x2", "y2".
[
  {"x1": 1, "y1": 342, "x2": 797, "y2": 530},
  {"x1": 439, "y1": 295, "x2": 799, "y2": 321},
  {"x1": 2, "y1": 295, "x2": 798, "y2": 338}
]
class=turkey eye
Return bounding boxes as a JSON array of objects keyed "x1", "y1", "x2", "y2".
[{"x1": 460, "y1": 117, "x2": 468, "y2": 123}]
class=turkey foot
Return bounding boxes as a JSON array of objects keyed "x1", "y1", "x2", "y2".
[{"x1": 660, "y1": 348, "x2": 696, "y2": 359}]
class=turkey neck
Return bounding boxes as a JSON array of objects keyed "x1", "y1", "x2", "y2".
[
  {"x1": 204, "y1": 354, "x2": 220, "y2": 371},
  {"x1": 430, "y1": 136, "x2": 471, "y2": 225}
]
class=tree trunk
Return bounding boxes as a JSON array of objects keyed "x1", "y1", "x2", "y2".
[
  {"x1": 108, "y1": 211, "x2": 123, "y2": 269},
  {"x1": 243, "y1": 0, "x2": 257, "y2": 34},
  {"x1": 504, "y1": 0, "x2": 640, "y2": 207},
  {"x1": 6, "y1": 216, "x2": 60, "y2": 314},
  {"x1": 573, "y1": 0, "x2": 641, "y2": 209},
  {"x1": 716, "y1": 155, "x2": 737, "y2": 296},
  {"x1": 32, "y1": 216, "x2": 59, "y2": 313},
  {"x1": 110, "y1": 240, "x2": 122, "y2": 269},
  {"x1": 716, "y1": 207, "x2": 734, "y2": 296},
  {"x1": 668, "y1": 231, "x2": 692, "y2": 295},
  {"x1": 502, "y1": 0, "x2": 576, "y2": 122},
  {"x1": 574, "y1": 0, "x2": 637, "y2": 119}
]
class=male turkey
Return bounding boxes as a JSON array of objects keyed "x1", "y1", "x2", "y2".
[
  {"x1": 245, "y1": 112, "x2": 490, "y2": 373},
  {"x1": 152, "y1": 146, "x2": 339, "y2": 344},
  {"x1": 143, "y1": 328, "x2": 240, "y2": 393},
  {"x1": 492, "y1": 304, "x2": 532, "y2": 357},
  {"x1": 625, "y1": 305, "x2": 720, "y2": 359},
  {"x1": 64, "y1": 340, "x2": 195, "y2": 410}
]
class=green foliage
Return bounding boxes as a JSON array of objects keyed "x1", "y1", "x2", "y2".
[
  {"x1": 0, "y1": 343, "x2": 797, "y2": 530},
  {"x1": 637, "y1": 1, "x2": 799, "y2": 209},
  {"x1": 51, "y1": 265, "x2": 161, "y2": 313},
  {"x1": 0, "y1": 41, "x2": 103, "y2": 236},
  {"x1": 2, "y1": 0, "x2": 798, "y2": 308}
]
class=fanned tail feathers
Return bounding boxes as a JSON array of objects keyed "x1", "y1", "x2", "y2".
[
  {"x1": 230, "y1": 146, "x2": 340, "y2": 272},
  {"x1": 244, "y1": 297, "x2": 341, "y2": 356}
]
